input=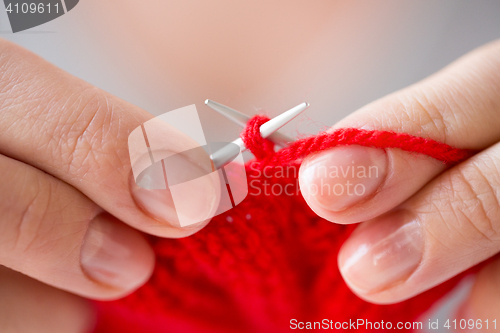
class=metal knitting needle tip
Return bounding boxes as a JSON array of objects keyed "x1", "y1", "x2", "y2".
[
  {"x1": 205, "y1": 99, "x2": 296, "y2": 146},
  {"x1": 259, "y1": 102, "x2": 309, "y2": 138},
  {"x1": 210, "y1": 102, "x2": 309, "y2": 169},
  {"x1": 205, "y1": 99, "x2": 248, "y2": 127}
]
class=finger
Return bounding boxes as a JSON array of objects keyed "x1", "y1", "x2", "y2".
[
  {"x1": 460, "y1": 257, "x2": 500, "y2": 330},
  {"x1": 0, "y1": 39, "x2": 220, "y2": 237},
  {"x1": 299, "y1": 40, "x2": 500, "y2": 224},
  {"x1": 0, "y1": 265, "x2": 95, "y2": 333},
  {"x1": 337, "y1": 142, "x2": 500, "y2": 303},
  {"x1": 0, "y1": 154, "x2": 154, "y2": 299}
]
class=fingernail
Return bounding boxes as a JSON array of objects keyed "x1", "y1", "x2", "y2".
[
  {"x1": 300, "y1": 145, "x2": 387, "y2": 212},
  {"x1": 80, "y1": 214, "x2": 154, "y2": 290},
  {"x1": 130, "y1": 150, "x2": 219, "y2": 228},
  {"x1": 338, "y1": 211, "x2": 424, "y2": 294}
]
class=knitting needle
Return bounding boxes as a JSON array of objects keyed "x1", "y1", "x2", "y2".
[
  {"x1": 205, "y1": 99, "x2": 293, "y2": 147},
  {"x1": 210, "y1": 102, "x2": 309, "y2": 169}
]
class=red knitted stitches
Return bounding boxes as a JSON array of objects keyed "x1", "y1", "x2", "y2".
[
  {"x1": 240, "y1": 115, "x2": 275, "y2": 160},
  {"x1": 93, "y1": 167, "x2": 472, "y2": 333},
  {"x1": 241, "y1": 115, "x2": 474, "y2": 167},
  {"x1": 93, "y1": 116, "x2": 477, "y2": 333}
]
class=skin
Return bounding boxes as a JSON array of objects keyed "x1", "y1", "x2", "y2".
[
  {"x1": 299, "y1": 40, "x2": 500, "y2": 323},
  {"x1": 0, "y1": 37, "x2": 499, "y2": 331},
  {"x1": 0, "y1": 38, "x2": 219, "y2": 332}
]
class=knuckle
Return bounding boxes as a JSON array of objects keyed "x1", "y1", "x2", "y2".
[
  {"x1": 446, "y1": 161, "x2": 500, "y2": 243},
  {"x1": 0, "y1": 157, "x2": 99, "y2": 263},
  {"x1": 50, "y1": 88, "x2": 123, "y2": 176},
  {"x1": 3, "y1": 172, "x2": 52, "y2": 256},
  {"x1": 1, "y1": 172, "x2": 94, "y2": 260},
  {"x1": 390, "y1": 89, "x2": 448, "y2": 143}
]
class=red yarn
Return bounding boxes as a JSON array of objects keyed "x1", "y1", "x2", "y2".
[
  {"x1": 241, "y1": 115, "x2": 474, "y2": 167},
  {"x1": 93, "y1": 116, "x2": 478, "y2": 333},
  {"x1": 240, "y1": 115, "x2": 276, "y2": 160}
]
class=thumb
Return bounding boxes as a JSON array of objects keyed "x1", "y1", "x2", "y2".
[{"x1": 299, "y1": 40, "x2": 500, "y2": 224}]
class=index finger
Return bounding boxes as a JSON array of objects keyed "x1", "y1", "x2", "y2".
[
  {"x1": 0, "y1": 39, "x2": 220, "y2": 238},
  {"x1": 299, "y1": 39, "x2": 500, "y2": 224}
]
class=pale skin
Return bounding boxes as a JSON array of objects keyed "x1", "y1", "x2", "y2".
[{"x1": 0, "y1": 38, "x2": 499, "y2": 331}]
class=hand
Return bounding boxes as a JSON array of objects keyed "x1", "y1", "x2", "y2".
[
  {"x1": 0, "y1": 39, "x2": 220, "y2": 332},
  {"x1": 299, "y1": 40, "x2": 500, "y2": 321}
]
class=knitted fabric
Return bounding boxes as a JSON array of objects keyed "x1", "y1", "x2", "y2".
[{"x1": 93, "y1": 116, "x2": 477, "y2": 333}]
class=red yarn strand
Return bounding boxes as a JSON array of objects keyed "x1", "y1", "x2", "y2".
[{"x1": 241, "y1": 115, "x2": 474, "y2": 166}]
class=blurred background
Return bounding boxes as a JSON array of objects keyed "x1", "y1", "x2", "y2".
[
  {"x1": 2, "y1": 0, "x2": 500, "y2": 143},
  {"x1": 1, "y1": 0, "x2": 499, "y2": 330}
]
